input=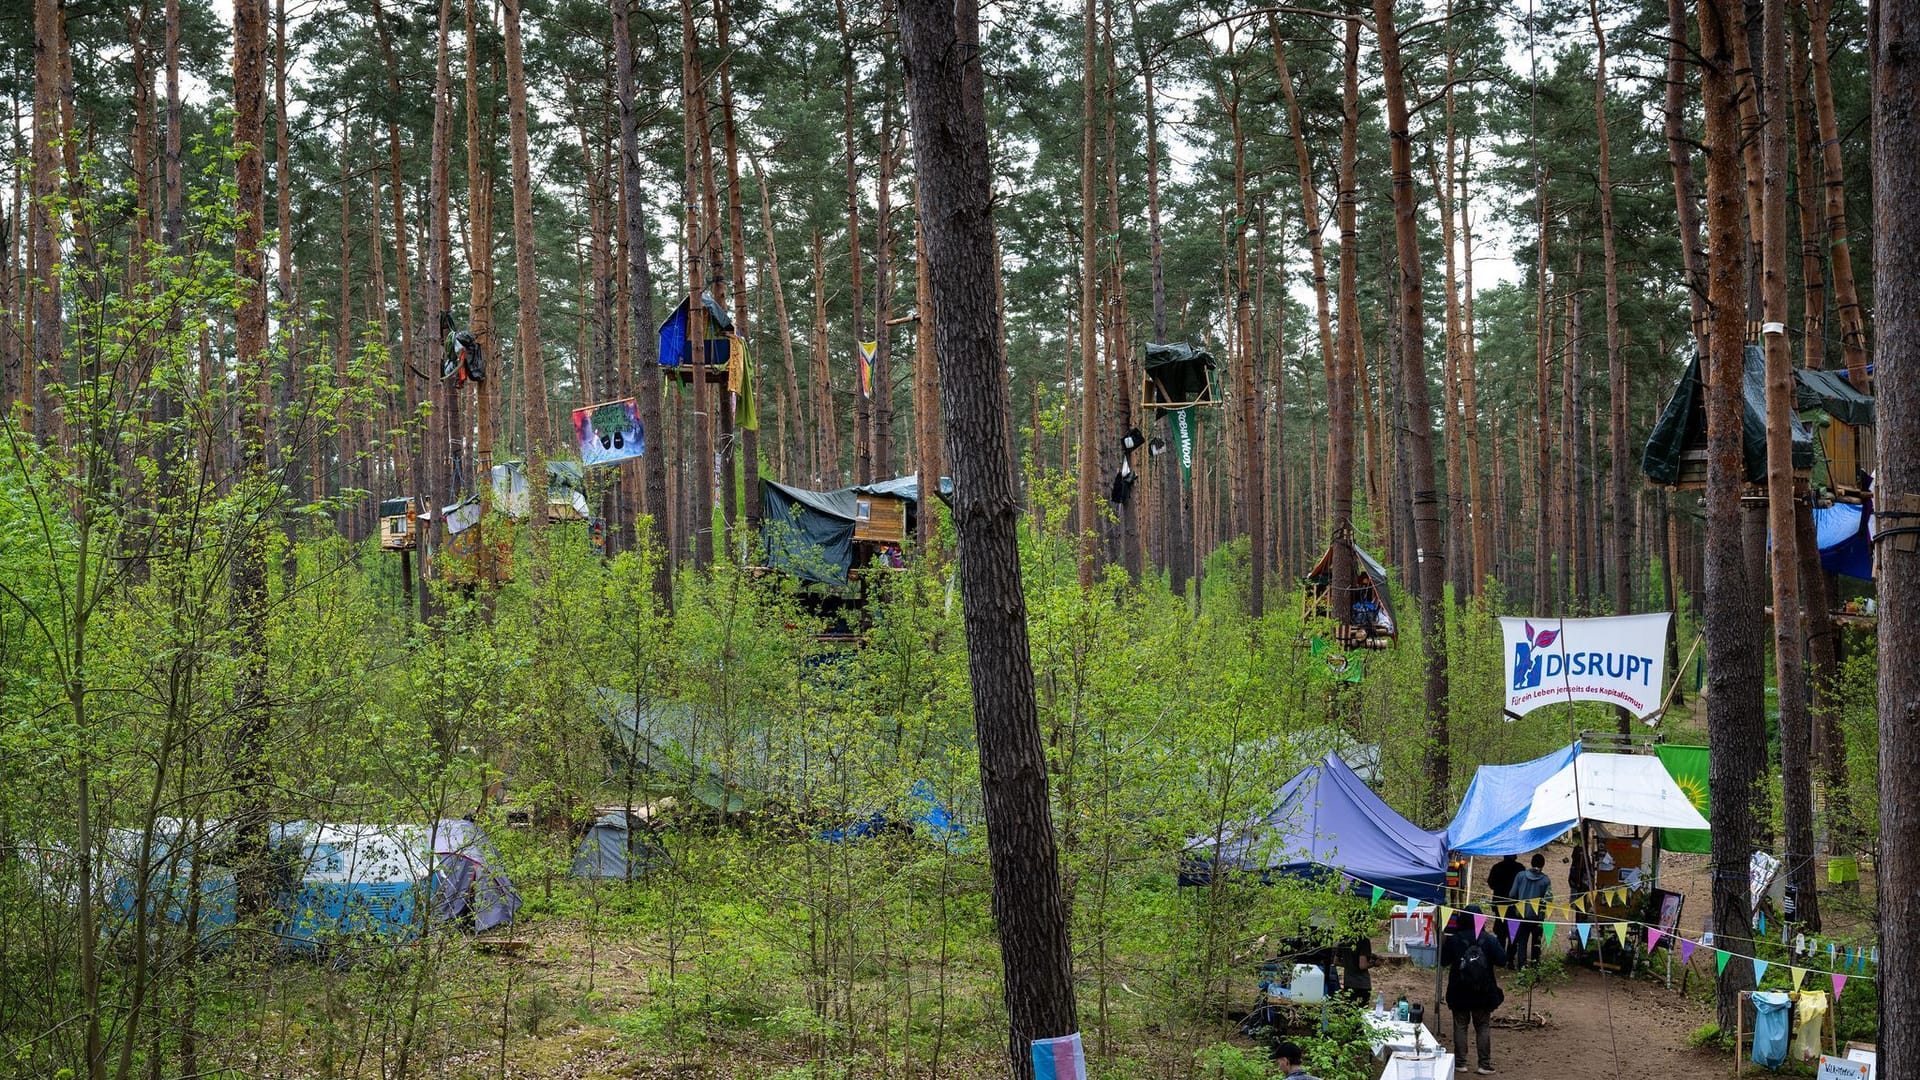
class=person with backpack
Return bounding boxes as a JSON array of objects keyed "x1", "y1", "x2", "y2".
[
  {"x1": 1507, "y1": 853, "x2": 1554, "y2": 969},
  {"x1": 1442, "y1": 908, "x2": 1507, "y2": 1074}
]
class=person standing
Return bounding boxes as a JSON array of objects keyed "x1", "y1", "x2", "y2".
[
  {"x1": 1442, "y1": 908, "x2": 1507, "y2": 1075},
  {"x1": 1485, "y1": 853, "x2": 1525, "y2": 952},
  {"x1": 1338, "y1": 923, "x2": 1375, "y2": 1006},
  {"x1": 1508, "y1": 854, "x2": 1553, "y2": 968}
]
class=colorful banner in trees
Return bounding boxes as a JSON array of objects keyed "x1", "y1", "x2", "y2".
[
  {"x1": 857, "y1": 340, "x2": 877, "y2": 398},
  {"x1": 1500, "y1": 613, "x2": 1672, "y2": 719},
  {"x1": 572, "y1": 398, "x2": 645, "y2": 467}
]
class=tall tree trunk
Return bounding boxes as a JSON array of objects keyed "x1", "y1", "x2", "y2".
[
  {"x1": 840, "y1": 0, "x2": 868, "y2": 485},
  {"x1": 1593, "y1": 0, "x2": 1633, "y2": 630},
  {"x1": 1699, "y1": 0, "x2": 1765, "y2": 1028},
  {"x1": 1076, "y1": 0, "x2": 1100, "y2": 589},
  {"x1": 913, "y1": 182, "x2": 943, "y2": 550},
  {"x1": 1532, "y1": 192, "x2": 1554, "y2": 613},
  {"x1": 1790, "y1": 10, "x2": 1826, "y2": 372},
  {"x1": 1668, "y1": 0, "x2": 1709, "y2": 347},
  {"x1": 505, "y1": 0, "x2": 547, "y2": 527},
  {"x1": 1225, "y1": 58, "x2": 1263, "y2": 617},
  {"x1": 1872, "y1": 6, "x2": 1920, "y2": 1069},
  {"x1": 1761, "y1": 0, "x2": 1822, "y2": 931},
  {"x1": 1327, "y1": 12, "x2": 1360, "y2": 634},
  {"x1": 811, "y1": 232, "x2": 838, "y2": 486},
  {"x1": 1810, "y1": 0, "x2": 1868, "y2": 384},
  {"x1": 1131, "y1": 0, "x2": 1180, "y2": 586},
  {"x1": 1460, "y1": 140, "x2": 1489, "y2": 595},
  {"x1": 899, "y1": 0, "x2": 1079, "y2": 1074},
  {"x1": 717, "y1": 0, "x2": 755, "y2": 540},
  {"x1": 372, "y1": 0, "x2": 416, "y2": 499},
  {"x1": 427, "y1": 0, "x2": 458, "y2": 609},
  {"x1": 684, "y1": 2, "x2": 715, "y2": 564},
  {"x1": 1102, "y1": 2, "x2": 1138, "y2": 583},
  {"x1": 29, "y1": 0, "x2": 64, "y2": 442},
  {"x1": 756, "y1": 158, "x2": 805, "y2": 486},
  {"x1": 468, "y1": 0, "x2": 496, "y2": 502},
  {"x1": 873, "y1": 89, "x2": 896, "y2": 480},
  {"x1": 1373, "y1": 0, "x2": 1448, "y2": 819}
]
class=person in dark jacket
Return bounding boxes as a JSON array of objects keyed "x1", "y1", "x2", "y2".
[
  {"x1": 1485, "y1": 854, "x2": 1524, "y2": 904},
  {"x1": 1507, "y1": 854, "x2": 1554, "y2": 969},
  {"x1": 1442, "y1": 909, "x2": 1507, "y2": 1074}
]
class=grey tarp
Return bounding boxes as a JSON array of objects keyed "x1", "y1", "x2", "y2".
[
  {"x1": 570, "y1": 811, "x2": 663, "y2": 880},
  {"x1": 1794, "y1": 368, "x2": 1875, "y2": 427},
  {"x1": 1144, "y1": 341, "x2": 1217, "y2": 405},
  {"x1": 761, "y1": 475, "x2": 927, "y2": 585},
  {"x1": 595, "y1": 689, "x2": 753, "y2": 813},
  {"x1": 1642, "y1": 345, "x2": 1812, "y2": 485}
]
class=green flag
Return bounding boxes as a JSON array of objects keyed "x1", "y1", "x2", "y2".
[
  {"x1": 1542, "y1": 921, "x2": 1557, "y2": 948},
  {"x1": 1163, "y1": 407, "x2": 1196, "y2": 485},
  {"x1": 1715, "y1": 949, "x2": 1730, "y2": 975},
  {"x1": 1656, "y1": 744, "x2": 1711, "y2": 853},
  {"x1": 1371, "y1": 885, "x2": 1385, "y2": 906}
]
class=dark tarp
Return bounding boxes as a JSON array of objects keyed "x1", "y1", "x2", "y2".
[
  {"x1": 1794, "y1": 368, "x2": 1875, "y2": 427},
  {"x1": 1182, "y1": 753, "x2": 1449, "y2": 901},
  {"x1": 1813, "y1": 502, "x2": 1874, "y2": 580},
  {"x1": 1144, "y1": 341, "x2": 1217, "y2": 406},
  {"x1": 1643, "y1": 346, "x2": 1813, "y2": 485},
  {"x1": 761, "y1": 475, "x2": 930, "y2": 586}
]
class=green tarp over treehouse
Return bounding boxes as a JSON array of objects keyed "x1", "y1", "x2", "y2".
[{"x1": 1642, "y1": 345, "x2": 1813, "y2": 487}]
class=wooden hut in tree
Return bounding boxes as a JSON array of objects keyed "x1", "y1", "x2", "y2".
[{"x1": 1303, "y1": 538, "x2": 1398, "y2": 649}]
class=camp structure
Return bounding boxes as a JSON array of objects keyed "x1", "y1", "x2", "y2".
[
  {"x1": 1446, "y1": 743, "x2": 1708, "y2": 856},
  {"x1": 434, "y1": 460, "x2": 594, "y2": 584},
  {"x1": 1302, "y1": 538, "x2": 1398, "y2": 648},
  {"x1": 1642, "y1": 345, "x2": 1815, "y2": 491},
  {"x1": 99, "y1": 822, "x2": 239, "y2": 947},
  {"x1": 570, "y1": 810, "x2": 665, "y2": 882},
  {"x1": 1181, "y1": 753, "x2": 1449, "y2": 902},
  {"x1": 760, "y1": 474, "x2": 946, "y2": 639},
  {"x1": 1793, "y1": 367, "x2": 1876, "y2": 499},
  {"x1": 1141, "y1": 341, "x2": 1221, "y2": 409},
  {"x1": 658, "y1": 292, "x2": 742, "y2": 384},
  {"x1": 273, "y1": 820, "x2": 520, "y2": 950},
  {"x1": 594, "y1": 689, "x2": 760, "y2": 816}
]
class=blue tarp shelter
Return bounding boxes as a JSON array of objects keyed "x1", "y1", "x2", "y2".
[
  {"x1": 821, "y1": 780, "x2": 967, "y2": 845},
  {"x1": 1182, "y1": 753, "x2": 1449, "y2": 901},
  {"x1": 1443, "y1": 743, "x2": 1581, "y2": 856},
  {"x1": 1813, "y1": 503, "x2": 1873, "y2": 581},
  {"x1": 274, "y1": 821, "x2": 520, "y2": 950}
]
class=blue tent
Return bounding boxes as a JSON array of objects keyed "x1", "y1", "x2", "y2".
[
  {"x1": 1443, "y1": 743, "x2": 1582, "y2": 856},
  {"x1": 1183, "y1": 753, "x2": 1449, "y2": 901}
]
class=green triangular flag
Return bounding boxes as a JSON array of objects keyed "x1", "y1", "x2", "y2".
[
  {"x1": 1716, "y1": 949, "x2": 1731, "y2": 975},
  {"x1": 1543, "y1": 922, "x2": 1557, "y2": 948},
  {"x1": 1371, "y1": 885, "x2": 1386, "y2": 906}
]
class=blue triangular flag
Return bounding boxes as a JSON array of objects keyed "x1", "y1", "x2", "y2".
[
  {"x1": 1576, "y1": 923, "x2": 1592, "y2": 947},
  {"x1": 1753, "y1": 958, "x2": 1770, "y2": 985}
]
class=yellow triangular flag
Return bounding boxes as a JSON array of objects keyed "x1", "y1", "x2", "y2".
[
  {"x1": 1614, "y1": 886, "x2": 1629, "y2": 905},
  {"x1": 1792, "y1": 967, "x2": 1808, "y2": 991},
  {"x1": 1438, "y1": 905, "x2": 1453, "y2": 928},
  {"x1": 1613, "y1": 922, "x2": 1630, "y2": 945},
  {"x1": 1572, "y1": 895, "x2": 1587, "y2": 913}
]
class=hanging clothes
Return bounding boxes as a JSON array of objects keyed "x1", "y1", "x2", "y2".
[
  {"x1": 1750, "y1": 991, "x2": 1792, "y2": 1070},
  {"x1": 1791, "y1": 991, "x2": 1829, "y2": 1062}
]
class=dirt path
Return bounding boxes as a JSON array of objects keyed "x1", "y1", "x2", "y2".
[{"x1": 1367, "y1": 955, "x2": 1720, "y2": 1078}]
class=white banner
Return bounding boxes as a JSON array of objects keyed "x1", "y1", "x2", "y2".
[{"x1": 1500, "y1": 613, "x2": 1673, "y2": 718}]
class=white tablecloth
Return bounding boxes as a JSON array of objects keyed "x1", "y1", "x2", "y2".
[
  {"x1": 1379, "y1": 1050, "x2": 1454, "y2": 1080},
  {"x1": 1365, "y1": 1014, "x2": 1440, "y2": 1056}
]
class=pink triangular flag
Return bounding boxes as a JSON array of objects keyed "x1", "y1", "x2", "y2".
[
  {"x1": 1646, "y1": 928, "x2": 1664, "y2": 951},
  {"x1": 1507, "y1": 918, "x2": 1520, "y2": 942},
  {"x1": 1473, "y1": 914, "x2": 1488, "y2": 938},
  {"x1": 1681, "y1": 938, "x2": 1697, "y2": 963},
  {"x1": 1832, "y1": 973, "x2": 1847, "y2": 999}
]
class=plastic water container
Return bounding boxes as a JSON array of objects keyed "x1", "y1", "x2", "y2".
[{"x1": 1289, "y1": 964, "x2": 1326, "y2": 1004}]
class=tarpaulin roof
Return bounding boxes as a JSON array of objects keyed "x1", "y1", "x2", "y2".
[
  {"x1": 1143, "y1": 341, "x2": 1218, "y2": 406},
  {"x1": 1443, "y1": 743, "x2": 1581, "y2": 856},
  {"x1": 1643, "y1": 346, "x2": 1813, "y2": 485},
  {"x1": 1813, "y1": 502, "x2": 1873, "y2": 580},
  {"x1": 1795, "y1": 368, "x2": 1875, "y2": 427},
  {"x1": 761, "y1": 475, "x2": 931, "y2": 586},
  {"x1": 1519, "y1": 752, "x2": 1712, "y2": 832},
  {"x1": 1185, "y1": 752, "x2": 1449, "y2": 901}
]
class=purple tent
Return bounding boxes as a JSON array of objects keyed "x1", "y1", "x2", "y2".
[
  {"x1": 431, "y1": 820, "x2": 521, "y2": 933},
  {"x1": 1184, "y1": 753, "x2": 1449, "y2": 901}
]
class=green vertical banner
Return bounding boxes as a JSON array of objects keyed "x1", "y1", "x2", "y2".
[
  {"x1": 1656, "y1": 744, "x2": 1711, "y2": 853},
  {"x1": 1164, "y1": 407, "x2": 1196, "y2": 485}
]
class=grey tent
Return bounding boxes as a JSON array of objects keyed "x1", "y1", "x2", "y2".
[
  {"x1": 570, "y1": 811, "x2": 663, "y2": 881},
  {"x1": 1643, "y1": 345, "x2": 1813, "y2": 486}
]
